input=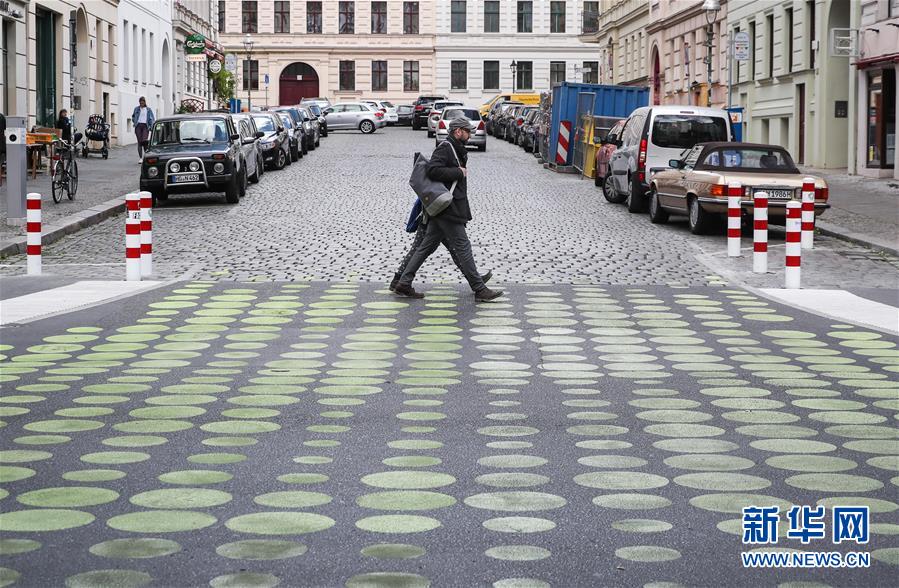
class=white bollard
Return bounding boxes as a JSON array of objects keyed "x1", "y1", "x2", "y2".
[
  {"x1": 26, "y1": 192, "x2": 41, "y2": 276},
  {"x1": 125, "y1": 192, "x2": 142, "y2": 281},
  {"x1": 727, "y1": 182, "x2": 742, "y2": 257},
  {"x1": 753, "y1": 191, "x2": 769, "y2": 274},
  {"x1": 801, "y1": 177, "x2": 816, "y2": 250},
  {"x1": 785, "y1": 201, "x2": 802, "y2": 289},
  {"x1": 139, "y1": 191, "x2": 153, "y2": 277}
]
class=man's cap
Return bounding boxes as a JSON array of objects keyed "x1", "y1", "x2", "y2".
[{"x1": 448, "y1": 117, "x2": 471, "y2": 132}]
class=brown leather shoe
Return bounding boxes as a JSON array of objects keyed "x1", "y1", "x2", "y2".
[
  {"x1": 475, "y1": 287, "x2": 503, "y2": 302},
  {"x1": 394, "y1": 284, "x2": 425, "y2": 299}
]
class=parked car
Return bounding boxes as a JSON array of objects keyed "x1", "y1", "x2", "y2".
[
  {"x1": 486, "y1": 101, "x2": 522, "y2": 136},
  {"x1": 434, "y1": 107, "x2": 487, "y2": 151},
  {"x1": 306, "y1": 103, "x2": 328, "y2": 137},
  {"x1": 594, "y1": 119, "x2": 627, "y2": 200},
  {"x1": 517, "y1": 109, "x2": 540, "y2": 153},
  {"x1": 251, "y1": 112, "x2": 291, "y2": 170},
  {"x1": 649, "y1": 142, "x2": 829, "y2": 233},
  {"x1": 140, "y1": 114, "x2": 248, "y2": 205},
  {"x1": 496, "y1": 105, "x2": 527, "y2": 141},
  {"x1": 272, "y1": 107, "x2": 308, "y2": 157},
  {"x1": 322, "y1": 102, "x2": 386, "y2": 133},
  {"x1": 364, "y1": 100, "x2": 399, "y2": 125},
  {"x1": 231, "y1": 113, "x2": 265, "y2": 184},
  {"x1": 301, "y1": 97, "x2": 332, "y2": 109},
  {"x1": 275, "y1": 111, "x2": 303, "y2": 161},
  {"x1": 412, "y1": 95, "x2": 446, "y2": 130},
  {"x1": 396, "y1": 104, "x2": 414, "y2": 126},
  {"x1": 297, "y1": 106, "x2": 321, "y2": 150},
  {"x1": 479, "y1": 93, "x2": 542, "y2": 118},
  {"x1": 427, "y1": 100, "x2": 464, "y2": 137},
  {"x1": 506, "y1": 106, "x2": 537, "y2": 144},
  {"x1": 608, "y1": 105, "x2": 733, "y2": 213}
]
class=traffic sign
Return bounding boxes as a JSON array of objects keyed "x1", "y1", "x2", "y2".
[
  {"x1": 264, "y1": 73, "x2": 270, "y2": 86},
  {"x1": 224, "y1": 53, "x2": 238, "y2": 73},
  {"x1": 208, "y1": 59, "x2": 222, "y2": 74},
  {"x1": 733, "y1": 31, "x2": 751, "y2": 62}
]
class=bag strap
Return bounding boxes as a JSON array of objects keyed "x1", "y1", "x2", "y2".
[{"x1": 441, "y1": 140, "x2": 460, "y2": 197}]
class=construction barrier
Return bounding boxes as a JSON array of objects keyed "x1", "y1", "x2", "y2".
[
  {"x1": 727, "y1": 182, "x2": 742, "y2": 257},
  {"x1": 26, "y1": 192, "x2": 41, "y2": 276},
  {"x1": 125, "y1": 192, "x2": 142, "y2": 281},
  {"x1": 753, "y1": 191, "x2": 768, "y2": 274},
  {"x1": 556, "y1": 120, "x2": 571, "y2": 165},
  {"x1": 785, "y1": 201, "x2": 802, "y2": 289},
  {"x1": 801, "y1": 178, "x2": 815, "y2": 250},
  {"x1": 139, "y1": 191, "x2": 153, "y2": 277}
]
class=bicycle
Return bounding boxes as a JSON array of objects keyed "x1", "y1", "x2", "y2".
[{"x1": 51, "y1": 136, "x2": 79, "y2": 203}]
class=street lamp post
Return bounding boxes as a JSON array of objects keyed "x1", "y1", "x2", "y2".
[
  {"x1": 243, "y1": 34, "x2": 255, "y2": 111},
  {"x1": 703, "y1": 0, "x2": 720, "y2": 108},
  {"x1": 510, "y1": 60, "x2": 518, "y2": 94}
]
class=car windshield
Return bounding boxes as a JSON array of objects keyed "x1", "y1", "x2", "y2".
[
  {"x1": 651, "y1": 114, "x2": 728, "y2": 149},
  {"x1": 382, "y1": 101, "x2": 395, "y2": 108},
  {"x1": 151, "y1": 119, "x2": 228, "y2": 145},
  {"x1": 308, "y1": 105, "x2": 322, "y2": 115},
  {"x1": 252, "y1": 116, "x2": 276, "y2": 132},
  {"x1": 279, "y1": 115, "x2": 293, "y2": 128},
  {"x1": 698, "y1": 147, "x2": 799, "y2": 172},
  {"x1": 443, "y1": 108, "x2": 480, "y2": 121}
]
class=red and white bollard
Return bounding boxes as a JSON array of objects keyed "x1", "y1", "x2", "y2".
[
  {"x1": 125, "y1": 192, "x2": 142, "y2": 281},
  {"x1": 753, "y1": 191, "x2": 768, "y2": 274},
  {"x1": 727, "y1": 182, "x2": 742, "y2": 257},
  {"x1": 801, "y1": 177, "x2": 816, "y2": 250},
  {"x1": 556, "y1": 120, "x2": 572, "y2": 165},
  {"x1": 26, "y1": 192, "x2": 41, "y2": 276},
  {"x1": 139, "y1": 191, "x2": 153, "y2": 277},
  {"x1": 785, "y1": 201, "x2": 802, "y2": 289}
]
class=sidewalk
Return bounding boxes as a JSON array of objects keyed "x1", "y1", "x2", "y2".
[
  {"x1": 800, "y1": 166, "x2": 899, "y2": 255},
  {"x1": 0, "y1": 144, "x2": 140, "y2": 256}
]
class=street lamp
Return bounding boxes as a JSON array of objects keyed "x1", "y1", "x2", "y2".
[
  {"x1": 510, "y1": 60, "x2": 518, "y2": 93},
  {"x1": 702, "y1": 0, "x2": 720, "y2": 107},
  {"x1": 243, "y1": 34, "x2": 255, "y2": 111}
]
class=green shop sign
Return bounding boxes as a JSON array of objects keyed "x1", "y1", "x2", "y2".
[{"x1": 185, "y1": 33, "x2": 206, "y2": 62}]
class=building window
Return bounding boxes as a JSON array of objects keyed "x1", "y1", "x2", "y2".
[
  {"x1": 372, "y1": 60, "x2": 388, "y2": 91},
  {"x1": 451, "y1": 61, "x2": 467, "y2": 90},
  {"x1": 516, "y1": 60, "x2": 532, "y2": 90},
  {"x1": 242, "y1": 59, "x2": 258, "y2": 90},
  {"x1": 403, "y1": 2, "x2": 419, "y2": 34},
  {"x1": 339, "y1": 1, "x2": 355, "y2": 34},
  {"x1": 550, "y1": 61, "x2": 566, "y2": 86},
  {"x1": 339, "y1": 60, "x2": 355, "y2": 91},
  {"x1": 517, "y1": 1, "x2": 532, "y2": 33},
  {"x1": 583, "y1": 1, "x2": 599, "y2": 34},
  {"x1": 274, "y1": 1, "x2": 290, "y2": 33},
  {"x1": 866, "y1": 69, "x2": 896, "y2": 168},
  {"x1": 217, "y1": 1, "x2": 225, "y2": 33},
  {"x1": 484, "y1": 1, "x2": 500, "y2": 33},
  {"x1": 241, "y1": 1, "x2": 257, "y2": 33},
  {"x1": 371, "y1": 2, "x2": 387, "y2": 34},
  {"x1": 451, "y1": 1, "x2": 466, "y2": 33},
  {"x1": 807, "y1": 0, "x2": 815, "y2": 69},
  {"x1": 551, "y1": 1, "x2": 566, "y2": 33},
  {"x1": 307, "y1": 2, "x2": 322, "y2": 33},
  {"x1": 582, "y1": 60, "x2": 598, "y2": 83},
  {"x1": 784, "y1": 8, "x2": 793, "y2": 73},
  {"x1": 766, "y1": 13, "x2": 774, "y2": 78},
  {"x1": 483, "y1": 60, "x2": 499, "y2": 90},
  {"x1": 404, "y1": 60, "x2": 419, "y2": 91}
]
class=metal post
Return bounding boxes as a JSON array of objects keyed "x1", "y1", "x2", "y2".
[
  {"x1": 4, "y1": 116, "x2": 27, "y2": 225},
  {"x1": 727, "y1": 32, "x2": 733, "y2": 110},
  {"x1": 246, "y1": 53, "x2": 252, "y2": 112},
  {"x1": 707, "y1": 22, "x2": 714, "y2": 107}
]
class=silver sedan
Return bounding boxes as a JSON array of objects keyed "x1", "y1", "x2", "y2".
[{"x1": 434, "y1": 108, "x2": 487, "y2": 152}]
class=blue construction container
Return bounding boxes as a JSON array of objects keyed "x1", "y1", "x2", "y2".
[{"x1": 549, "y1": 82, "x2": 648, "y2": 166}]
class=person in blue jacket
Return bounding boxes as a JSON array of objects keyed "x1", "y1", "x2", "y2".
[{"x1": 132, "y1": 96, "x2": 155, "y2": 162}]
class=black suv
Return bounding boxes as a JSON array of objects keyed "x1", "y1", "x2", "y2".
[
  {"x1": 412, "y1": 95, "x2": 446, "y2": 130},
  {"x1": 140, "y1": 113, "x2": 250, "y2": 205}
]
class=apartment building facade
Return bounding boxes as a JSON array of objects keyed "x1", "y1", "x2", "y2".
[
  {"x1": 578, "y1": 0, "x2": 650, "y2": 88},
  {"x1": 175, "y1": 0, "x2": 220, "y2": 111}
]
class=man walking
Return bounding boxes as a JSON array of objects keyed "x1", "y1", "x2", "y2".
[
  {"x1": 132, "y1": 97, "x2": 155, "y2": 163},
  {"x1": 395, "y1": 117, "x2": 502, "y2": 302}
]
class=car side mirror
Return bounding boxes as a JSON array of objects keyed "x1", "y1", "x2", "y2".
[
  {"x1": 242, "y1": 137, "x2": 256, "y2": 145},
  {"x1": 278, "y1": 126, "x2": 285, "y2": 133},
  {"x1": 255, "y1": 131, "x2": 264, "y2": 138},
  {"x1": 668, "y1": 159, "x2": 683, "y2": 169},
  {"x1": 230, "y1": 133, "x2": 240, "y2": 141}
]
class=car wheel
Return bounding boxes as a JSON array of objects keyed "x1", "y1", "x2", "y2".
[
  {"x1": 648, "y1": 187, "x2": 669, "y2": 224},
  {"x1": 238, "y1": 166, "x2": 247, "y2": 198},
  {"x1": 309, "y1": 137, "x2": 316, "y2": 151},
  {"x1": 626, "y1": 176, "x2": 647, "y2": 213},
  {"x1": 249, "y1": 161, "x2": 260, "y2": 184},
  {"x1": 478, "y1": 144, "x2": 486, "y2": 152},
  {"x1": 688, "y1": 196, "x2": 712, "y2": 235},
  {"x1": 275, "y1": 148, "x2": 286, "y2": 170},
  {"x1": 224, "y1": 175, "x2": 240, "y2": 204},
  {"x1": 290, "y1": 144, "x2": 298, "y2": 162},
  {"x1": 315, "y1": 135, "x2": 320, "y2": 147},
  {"x1": 360, "y1": 120, "x2": 375, "y2": 134},
  {"x1": 257, "y1": 154, "x2": 264, "y2": 178},
  {"x1": 603, "y1": 174, "x2": 627, "y2": 204}
]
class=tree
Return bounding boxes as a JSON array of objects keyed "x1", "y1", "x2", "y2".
[{"x1": 209, "y1": 69, "x2": 236, "y2": 109}]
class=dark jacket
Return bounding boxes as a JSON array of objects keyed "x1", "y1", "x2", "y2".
[
  {"x1": 426, "y1": 135, "x2": 470, "y2": 223},
  {"x1": 56, "y1": 117, "x2": 72, "y2": 142}
]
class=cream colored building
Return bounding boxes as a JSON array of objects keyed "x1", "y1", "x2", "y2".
[
  {"x1": 579, "y1": 0, "x2": 650, "y2": 88},
  {"x1": 0, "y1": 1, "x2": 28, "y2": 119},
  {"x1": 727, "y1": 0, "x2": 851, "y2": 168},
  {"x1": 219, "y1": 1, "x2": 436, "y2": 106}
]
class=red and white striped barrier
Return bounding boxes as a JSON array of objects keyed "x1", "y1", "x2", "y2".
[
  {"x1": 139, "y1": 191, "x2": 153, "y2": 277},
  {"x1": 26, "y1": 192, "x2": 41, "y2": 276},
  {"x1": 801, "y1": 177, "x2": 815, "y2": 250},
  {"x1": 753, "y1": 191, "x2": 768, "y2": 274},
  {"x1": 555, "y1": 120, "x2": 571, "y2": 165},
  {"x1": 727, "y1": 182, "x2": 742, "y2": 257},
  {"x1": 785, "y1": 201, "x2": 801, "y2": 289},
  {"x1": 125, "y1": 192, "x2": 142, "y2": 281}
]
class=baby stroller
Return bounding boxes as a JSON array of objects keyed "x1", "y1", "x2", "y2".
[{"x1": 82, "y1": 114, "x2": 110, "y2": 159}]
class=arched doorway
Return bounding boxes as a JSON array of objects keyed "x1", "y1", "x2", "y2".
[
  {"x1": 279, "y1": 62, "x2": 319, "y2": 105},
  {"x1": 73, "y1": 8, "x2": 90, "y2": 121},
  {"x1": 650, "y1": 46, "x2": 661, "y2": 105},
  {"x1": 161, "y1": 39, "x2": 171, "y2": 116}
]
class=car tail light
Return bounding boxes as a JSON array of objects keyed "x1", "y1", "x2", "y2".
[
  {"x1": 709, "y1": 184, "x2": 727, "y2": 196},
  {"x1": 636, "y1": 138, "x2": 648, "y2": 182},
  {"x1": 213, "y1": 154, "x2": 225, "y2": 160},
  {"x1": 516, "y1": 118, "x2": 524, "y2": 126},
  {"x1": 477, "y1": 121, "x2": 485, "y2": 131},
  {"x1": 815, "y1": 186, "x2": 828, "y2": 201},
  {"x1": 375, "y1": 111, "x2": 384, "y2": 118},
  {"x1": 438, "y1": 120, "x2": 446, "y2": 130},
  {"x1": 414, "y1": 105, "x2": 423, "y2": 111}
]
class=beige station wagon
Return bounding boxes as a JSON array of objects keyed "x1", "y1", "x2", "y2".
[{"x1": 648, "y1": 142, "x2": 830, "y2": 234}]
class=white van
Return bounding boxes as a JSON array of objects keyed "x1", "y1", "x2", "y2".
[{"x1": 608, "y1": 106, "x2": 733, "y2": 212}]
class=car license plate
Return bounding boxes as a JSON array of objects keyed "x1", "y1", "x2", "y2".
[
  {"x1": 756, "y1": 188, "x2": 793, "y2": 200},
  {"x1": 171, "y1": 173, "x2": 200, "y2": 183}
]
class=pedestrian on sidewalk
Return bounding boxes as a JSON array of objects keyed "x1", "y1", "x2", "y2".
[
  {"x1": 132, "y1": 97, "x2": 155, "y2": 163},
  {"x1": 394, "y1": 117, "x2": 503, "y2": 302}
]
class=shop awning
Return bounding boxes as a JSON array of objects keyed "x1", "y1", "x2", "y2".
[{"x1": 854, "y1": 53, "x2": 899, "y2": 69}]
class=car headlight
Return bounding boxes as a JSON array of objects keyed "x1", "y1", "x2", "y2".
[
  {"x1": 147, "y1": 167, "x2": 159, "y2": 178},
  {"x1": 169, "y1": 162, "x2": 180, "y2": 173},
  {"x1": 261, "y1": 141, "x2": 274, "y2": 149},
  {"x1": 188, "y1": 161, "x2": 200, "y2": 172},
  {"x1": 213, "y1": 163, "x2": 225, "y2": 173}
]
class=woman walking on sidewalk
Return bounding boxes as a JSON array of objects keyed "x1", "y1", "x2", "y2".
[{"x1": 132, "y1": 97, "x2": 155, "y2": 163}]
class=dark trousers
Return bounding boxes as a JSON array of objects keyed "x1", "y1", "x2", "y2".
[
  {"x1": 398, "y1": 215, "x2": 485, "y2": 292},
  {"x1": 397, "y1": 221, "x2": 465, "y2": 277},
  {"x1": 135, "y1": 123, "x2": 149, "y2": 157}
]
